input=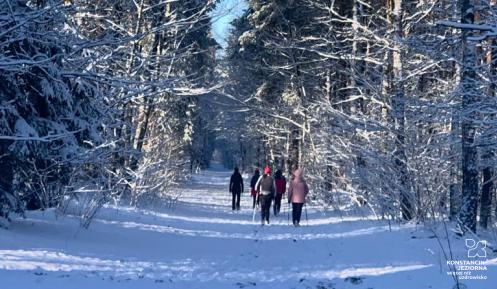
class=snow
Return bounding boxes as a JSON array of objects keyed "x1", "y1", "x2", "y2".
[{"x1": 0, "y1": 163, "x2": 495, "y2": 289}]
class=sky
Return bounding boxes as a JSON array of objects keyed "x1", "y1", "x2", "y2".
[{"x1": 210, "y1": 0, "x2": 248, "y2": 51}]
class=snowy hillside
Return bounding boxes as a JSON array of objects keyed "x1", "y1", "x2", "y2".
[{"x1": 1, "y1": 165, "x2": 495, "y2": 289}]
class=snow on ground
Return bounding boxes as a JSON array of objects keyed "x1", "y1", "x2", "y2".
[{"x1": 0, "y1": 163, "x2": 496, "y2": 289}]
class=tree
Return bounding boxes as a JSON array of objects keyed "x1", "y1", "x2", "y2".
[
  {"x1": 458, "y1": 0, "x2": 480, "y2": 233},
  {"x1": 0, "y1": 1, "x2": 108, "y2": 224}
]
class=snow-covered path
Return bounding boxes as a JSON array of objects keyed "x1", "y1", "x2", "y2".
[{"x1": 0, "y1": 164, "x2": 495, "y2": 289}]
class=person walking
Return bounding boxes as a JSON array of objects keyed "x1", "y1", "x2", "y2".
[
  {"x1": 255, "y1": 166, "x2": 275, "y2": 225},
  {"x1": 273, "y1": 169, "x2": 286, "y2": 216},
  {"x1": 250, "y1": 168, "x2": 260, "y2": 209},
  {"x1": 288, "y1": 168, "x2": 309, "y2": 226},
  {"x1": 229, "y1": 167, "x2": 244, "y2": 211}
]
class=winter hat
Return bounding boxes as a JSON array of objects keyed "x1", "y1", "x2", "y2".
[{"x1": 264, "y1": 166, "x2": 271, "y2": 174}]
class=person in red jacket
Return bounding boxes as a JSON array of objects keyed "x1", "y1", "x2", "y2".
[
  {"x1": 273, "y1": 169, "x2": 286, "y2": 216},
  {"x1": 288, "y1": 168, "x2": 309, "y2": 227}
]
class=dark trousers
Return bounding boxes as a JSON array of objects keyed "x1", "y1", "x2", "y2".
[
  {"x1": 252, "y1": 195, "x2": 257, "y2": 208},
  {"x1": 232, "y1": 192, "x2": 241, "y2": 210},
  {"x1": 292, "y1": 203, "x2": 304, "y2": 225},
  {"x1": 273, "y1": 193, "x2": 283, "y2": 215},
  {"x1": 260, "y1": 194, "x2": 272, "y2": 223}
]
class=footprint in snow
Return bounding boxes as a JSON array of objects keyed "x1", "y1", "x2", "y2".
[
  {"x1": 344, "y1": 276, "x2": 364, "y2": 285},
  {"x1": 316, "y1": 280, "x2": 336, "y2": 289},
  {"x1": 236, "y1": 281, "x2": 257, "y2": 288}
]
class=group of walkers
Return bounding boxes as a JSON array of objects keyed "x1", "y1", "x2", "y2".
[{"x1": 229, "y1": 165, "x2": 309, "y2": 226}]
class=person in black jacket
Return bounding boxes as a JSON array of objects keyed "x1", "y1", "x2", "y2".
[
  {"x1": 273, "y1": 169, "x2": 286, "y2": 216},
  {"x1": 250, "y1": 168, "x2": 260, "y2": 208},
  {"x1": 229, "y1": 167, "x2": 244, "y2": 210}
]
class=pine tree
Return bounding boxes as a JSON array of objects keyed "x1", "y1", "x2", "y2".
[{"x1": 0, "y1": 1, "x2": 106, "y2": 223}]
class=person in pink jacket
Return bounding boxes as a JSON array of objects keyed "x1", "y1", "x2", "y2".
[{"x1": 287, "y1": 168, "x2": 309, "y2": 226}]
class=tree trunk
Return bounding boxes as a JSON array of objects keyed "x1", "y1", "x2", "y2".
[
  {"x1": 448, "y1": 0, "x2": 463, "y2": 221},
  {"x1": 480, "y1": 162, "x2": 493, "y2": 228},
  {"x1": 459, "y1": 0, "x2": 479, "y2": 233},
  {"x1": 289, "y1": 128, "x2": 300, "y2": 173},
  {"x1": 257, "y1": 138, "x2": 261, "y2": 168},
  {"x1": 131, "y1": 7, "x2": 163, "y2": 169},
  {"x1": 390, "y1": 0, "x2": 413, "y2": 220},
  {"x1": 0, "y1": 142, "x2": 14, "y2": 220},
  {"x1": 480, "y1": 5, "x2": 496, "y2": 228}
]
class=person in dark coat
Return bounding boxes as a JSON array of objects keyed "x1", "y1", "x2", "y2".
[
  {"x1": 288, "y1": 168, "x2": 309, "y2": 226},
  {"x1": 229, "y1": 167, "x2": 244, "y2": 210},
  {"x1": 255, "y1": 166, "x2": 275, "y2": 225},
  {"x1": 250, "y1": 168, "x2": 260, "y2": 209},
  {"x1": 273, "y1": 169, "x2": 286, "y2": 216}
]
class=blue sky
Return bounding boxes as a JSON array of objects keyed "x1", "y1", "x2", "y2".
[{"x1": 211, "y1": 0, "x2": 248, "y2": 50}]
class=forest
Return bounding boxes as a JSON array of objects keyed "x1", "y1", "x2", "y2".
[
  {"x1": 221, "y1": 0, "x2": 497, "y2": 235},
  {"x1": 0, "y1": 1, "x2": 496, "y2": 288},
  {"x1": 2, "y1": 0, "x2": 496, "y2": 233}
]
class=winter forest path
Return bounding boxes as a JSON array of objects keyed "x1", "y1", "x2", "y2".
[{"x1": 0, "y1": 163, "x2": 495, "y2": 289}]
